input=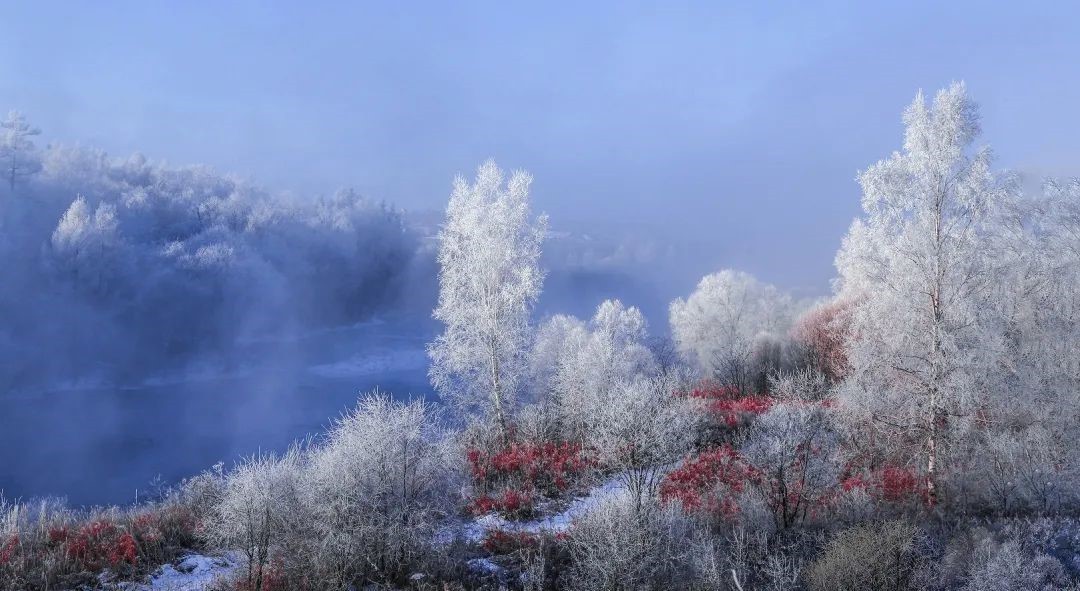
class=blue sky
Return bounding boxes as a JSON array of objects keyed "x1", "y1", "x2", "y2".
[{"x1": 2, "y1": 1, "x2": 1078, "y2": 293}]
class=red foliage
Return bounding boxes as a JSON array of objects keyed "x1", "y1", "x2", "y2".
[
  {"x1": 836, "y1": 463, "x2": 924, "y2": 505},
  {"x1": 470, "y1": 487, "x2": 536, "y2": 519},
  {"x1": 481, "y1": 529, "x2": 541, "y2": 555},
  {"x1": 108, "y1": 533, "x2": 137, "y2": 566},
  {"x1": 681, "y1": 381, "x2": 775, "y2": 428},
  {"x1": 468, "y1": 441, "x2": 591, "y2": 494},
  {"x1": 708, "y1": 396, "x2": 775, "y2": 428},
  {"x1": 790, "y1": 297, "x2": 855, "y2": 382},
  {"x1": 63, "y1": 519, "x2": 140, "y2": 570},
  {"x1": 48, "y1": 526, "x2": 69, "y2": 545},
  {"x1": 0, "y1": 534, "x2": 18, "y2": 565},
  {"x1": 879, "y1": 466, "x2": 919, "y2": 502},
  {"x1": 660, "y1": 446, "x2": 754, "y2": 519},
  {"x1": 840, "y1": 475, "x2": 868, "y2": 492},
  {"x1": 467, "y1": 439, "x2": 591, "y2": 519}
]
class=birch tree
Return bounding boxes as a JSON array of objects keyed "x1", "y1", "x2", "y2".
[
  {"x1": 428, "y1": 160, "x2": 547, "y2": 439},
  {"x1": 834, "y1": 82, "x2": 1016, "y2": 504}
]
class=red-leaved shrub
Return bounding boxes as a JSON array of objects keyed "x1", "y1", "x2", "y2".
[
  {"x1": 467, "y1": 438, "x2": 592, "y2": 519},
  {"x1": 682, "y1": 382, "x2": 775, "y2": 429},
  {"x1": 482, "y1": 529, "x2": 541, "y2": 555},
  {"x1": 879, "y1": 466, "x2": 920, "y2": 502},
  {"x1": 0, "y1": 534, "x2": 18, "y2": 565},
  {"x1": 234, "y1": 555, "x2": 288, "y2": 591},
  {"x1": 660, "y1": 445, "x2": 754, "y2": 520},
  {"x1": 468, "y1": 441, "x2": 591, "y2": 494},
  {"x1": 470, "y1": 487, "x2": 537, "y2": 519},
  {"x1": 63, "y1": 519, "x2": 138, "y2": 570}
]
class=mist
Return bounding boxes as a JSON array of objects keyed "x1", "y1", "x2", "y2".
[
  {"x1": 0, "y1": 129, "x2": 696, "y2": 505},
  {"x1": 3, "y1": 0, "x2": 1079, "y2": 511}
]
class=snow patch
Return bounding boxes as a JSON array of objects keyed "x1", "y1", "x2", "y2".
[
  {"x1": 131, "y1": 553, "x2": 239, "y2": 591},
  {"x1": 445, "y1": 476, "x2": 627, "y2": 544}
]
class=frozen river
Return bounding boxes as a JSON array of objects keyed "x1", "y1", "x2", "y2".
[{"x1": 0, "y1": 316, "x2": 435, "y2": 506}]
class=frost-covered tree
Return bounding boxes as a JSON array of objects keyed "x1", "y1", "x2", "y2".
[
  {"x1": 0, "y1": 111, "x2": 42, "y2": 191},
  {"x1": 669, "y1": 270, "x2": 793, "y2": 392},
  {"x1": 428, "y1": 160, "x2": 547, "y2": 439},
  {"x1": 834, "y1": 83, "x2": 1017, "y2": 504},
  {"x1": 529, "y1": 299, "x2": 657, "y2": 441},
  {"x1": 50, "y1": 195, "x2": 123, "y2": 293},
  {"x1": 998, "y1": 179, "x2": 1080, "y2": 404}
]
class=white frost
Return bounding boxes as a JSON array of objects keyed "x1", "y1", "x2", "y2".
[{"x1": 134, "y1": 553, "x2": 239, "y2": 591}]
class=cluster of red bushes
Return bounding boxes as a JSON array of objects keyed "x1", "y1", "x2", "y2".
[
  {"x1": 0, "y1": 501, "x2": 205, "y2": 589},
  {"x1": 482, "y1": 529, "x2": 543, "y2": 554},
  {"x1": 467, "y1": 439, "x2": 592, "y2": 519},
  {"x1": 660, "y1": 440, "x2": 928, "y2": 527},
  {"x1": 48, "y1": 520, "x2": 138, "y2": 570},
  {"x1": 468, "y1": 441, "x2": 591, "y2": 494},
  {"x1": 685, "y1": 383, "x2": 776, "y2": 429},
  {"x1": 0, "y1": 534, "x2": 18, "y2": 566},
  {"x1": 470, "y1": 488, "x2": 537, "y2": 519},
  {"x1": 789, "y1": 297, "x2": 855, "y2": 382},
  {"x1": 659, "y1": 445, "x2": 753, "y2": 519}
]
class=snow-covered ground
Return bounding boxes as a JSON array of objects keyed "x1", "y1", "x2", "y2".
[
  {"x1": 125, "y1": 553, "x2": 238, "y2": 591},
  {"x1": 441, "y1": 475, "x2": 627, "y2": 545}
]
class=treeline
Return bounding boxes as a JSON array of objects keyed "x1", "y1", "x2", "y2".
[{"x1": 0, "y1": 112, "x2": 418, "y2": 389}]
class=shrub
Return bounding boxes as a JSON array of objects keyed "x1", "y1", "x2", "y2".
[
  {"x1": 469, "y1": 487, "x2": 537, "y2": 520},
  {"x1": 302, "y1": 393, "x2": 457, "y2": 587},
  {"x1": 467, "y1": 440, "x2": 591, "y2": 497},
  {"x1": 481, "y1": 529, "x2": 542, "y2": 555},
  {"x1": 740, "y1": 404, "x2": 843, "y2": 529},
  {"x1": 564, "y1": 491, "x2": 696, "y2": 591},
  {"x1": 838, "y1": 463, "x2": 926, "y2": 509},
  {"x1": 660, "y1": 445, "x2": 753, "y2": 522},
  {"x1": 961, "y1": 537, "x2": 1069, "y2": 591},
  {"x1": 789, "y1": 297, "x2": 854, "y2": 383},
  {"x1": 683, "y1": 381, "x2": 776, "y2": 445},
  {"x1": 0, "y1": 492, "x2": 207, "y2": 591},
  {"x1": 806, "y1": 520, "x2": 919, "y2": 591},
  {"x1": 204, "y1": 449, "x2": 305, "y2": 591},
  {"x1": 589, "y1": 373, "x2": 697, "y2": 510}
]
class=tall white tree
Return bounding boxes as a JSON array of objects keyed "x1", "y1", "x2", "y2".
[
  {"x1": 834, "y1": 82, "x2": 1016, "y2": 504},
  {"x1": 428, "y1": 160, "x2": 547, "y2": 439},
  {"x1": 0, "y1": 111, "x2": 42, "y2": 191},
  {"x1": 669, "y1": 269, "x2": 793, "y2": 392}
]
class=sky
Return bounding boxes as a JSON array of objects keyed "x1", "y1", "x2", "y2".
[{"x1": 2, "y1": 1, "x2": 1079, "y2": 295}]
